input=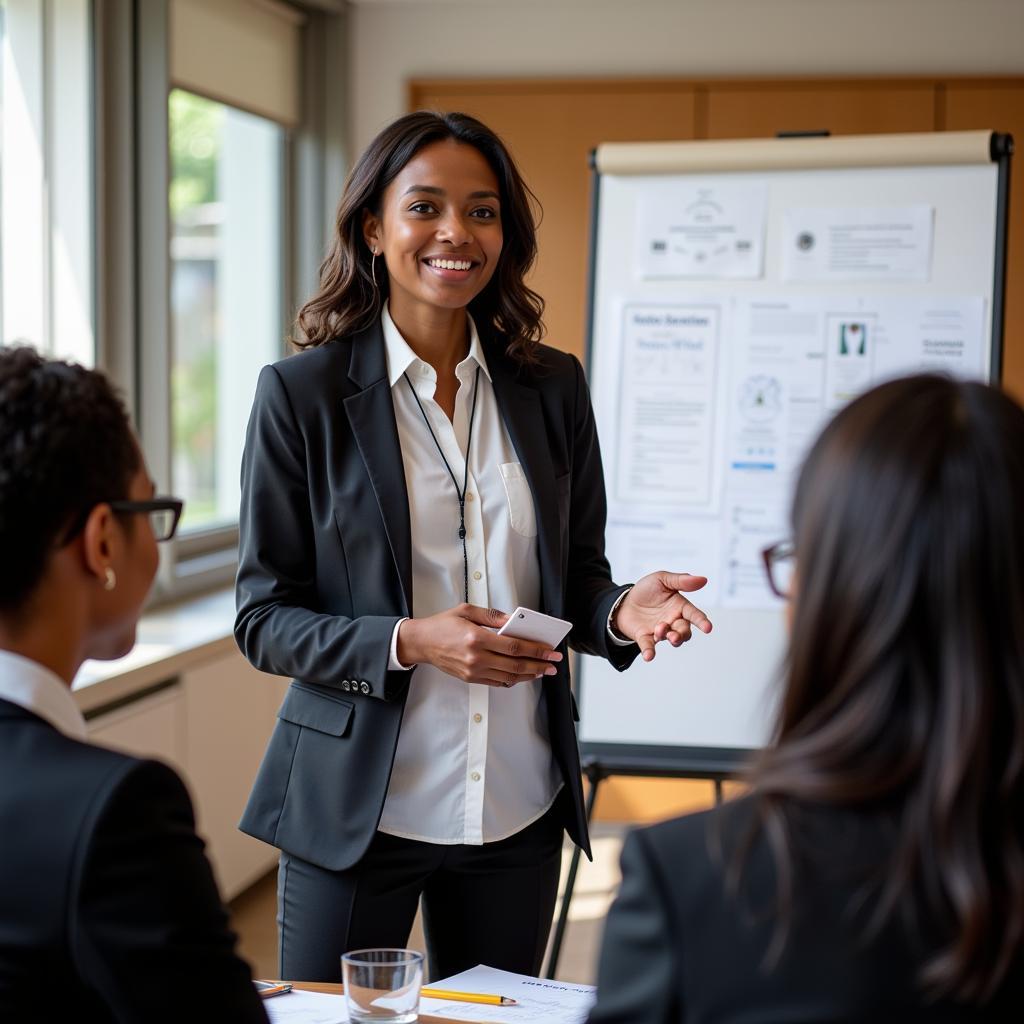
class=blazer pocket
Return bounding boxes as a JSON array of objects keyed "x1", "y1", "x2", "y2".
[
  {"x1": 278, "y1": 684, "x2": 354, "y2": 737},
  {"x1": 499, "y1": 462, "x2": 538, "y2": 538}
]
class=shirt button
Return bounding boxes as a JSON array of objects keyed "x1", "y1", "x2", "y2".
[
  {"x1": 473, "y1": 713, "x2": 483, "y2": 723},
  {"x1": 471, "y1": 771, "x2": 481, "y2": 782},
  {"x1": 473, "y1": 571, "x2": 482, "y2": 581}
]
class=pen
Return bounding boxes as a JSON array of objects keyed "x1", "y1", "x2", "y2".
[
  {"x1": 256, "y1": 983, "x2": 293, "y2": 998},
  {"x1": 421, "y1": 988, "x2": 517, "y2": 1005}
]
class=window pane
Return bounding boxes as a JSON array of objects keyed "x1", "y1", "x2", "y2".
[
  {"x1": 1, "y1": 0, "x2": 93, "y2": 363},
  {"x1": 169, "y1": 89, "x2": 283, "y2": 533},
  {"x1": 1, "y1": 3, "x2": 5, "y2": 341}
]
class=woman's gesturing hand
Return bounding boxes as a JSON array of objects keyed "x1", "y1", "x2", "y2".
[
  {"x1": 396, "y1": 604, "x2": 563, "y2": 687},
  {"x1": 614, "y1": 572, "x2": 713, "y2": 662}
]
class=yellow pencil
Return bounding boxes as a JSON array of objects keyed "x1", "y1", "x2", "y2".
[{"x1": 421, "y1": 988, "x2": 517, "y2": 1006}]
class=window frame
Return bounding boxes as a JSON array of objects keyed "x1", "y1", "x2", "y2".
[{"x1": 93, "y1": 0, "x2": 342, "y2": 605}]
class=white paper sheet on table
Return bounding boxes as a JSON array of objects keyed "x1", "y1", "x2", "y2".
[
  {"x1": 263, "y1": 988, "x2": 348, "y2": 1024},
  {"x1": 419, "y1": 965, "x2": 595, "y2": 1024}
]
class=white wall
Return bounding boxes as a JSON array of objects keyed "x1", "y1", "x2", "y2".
[{"x1": 349, "y1": 0, "x2": 1024, "y2": 153}]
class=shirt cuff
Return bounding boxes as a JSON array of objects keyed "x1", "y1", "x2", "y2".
[
  {"x1": 606, "y1": 585, "x2": 636, "y2": 646},
  {"x1": 389, "y1": 617, "x2": 414, "y2": 671}
]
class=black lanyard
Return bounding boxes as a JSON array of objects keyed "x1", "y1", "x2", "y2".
[{"x1": 403, "y1": 365, "x2": 482, "y2": 603}]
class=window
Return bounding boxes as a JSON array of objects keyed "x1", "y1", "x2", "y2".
[
  {"x1": 2, "y1": 0, "x2": 316, "y2": 602},
  {"x1": 169, "y1": 89, "x2": 284, "y2": 535},
  {"x1": 0, "y1": 0, "x2": 92, "y2": 362},
  {"x1": 156, "y1": 0, "x2": 303, "y2": 596}
]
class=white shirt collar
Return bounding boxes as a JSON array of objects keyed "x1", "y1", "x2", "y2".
[
  {"x1": 381, "y1": 303, "x2": 492, "y2": 389},
  {"x1": 0, "y1": 649, "x2": 87, "y2": 740}
]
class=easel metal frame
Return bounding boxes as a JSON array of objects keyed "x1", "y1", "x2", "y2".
[{"x1": 544, "y1": 749, "x2": 749, "y2": 979}]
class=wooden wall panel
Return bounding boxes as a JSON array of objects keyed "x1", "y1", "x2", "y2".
[
  {"x1": 409, "y1": 82, "x2": 697, "y2": 359},
  {"x1": 704, "y1": 80, "x2": 936, "y2": 139},
  {"x1": 945, "y1": 84, "x2": 1024, "y2": 402}
]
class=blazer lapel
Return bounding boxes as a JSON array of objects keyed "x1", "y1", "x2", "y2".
[
  {"x1": 487, "y1": 342, "x2": 564, "y2": 617},
  {"x1": 343, "y1": 322, "x2": 413, "y2": 615}
]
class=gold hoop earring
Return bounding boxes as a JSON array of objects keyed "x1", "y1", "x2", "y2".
[{"x1": 103, "y1": 567, "x2": 117, "y2": 592}]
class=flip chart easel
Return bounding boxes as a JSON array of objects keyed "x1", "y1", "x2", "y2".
[{"x1": 546, "y1": 130, "x2": 1012, "y2": 979}]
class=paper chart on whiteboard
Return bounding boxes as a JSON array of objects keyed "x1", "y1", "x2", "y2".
[
  {"x1": 635, "y1": 181, "x2": 767, "y2": 279},
  {"x1": 781, "y1": 204, "x2": 934, "y2": 282},
  {"x1": 604, "y1": 293, "x2": 986, "y2": 612}
]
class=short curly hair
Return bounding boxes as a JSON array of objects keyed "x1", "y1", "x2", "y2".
[{"x1": 0, "y1": 346, "x2": 140, "y2": 611}]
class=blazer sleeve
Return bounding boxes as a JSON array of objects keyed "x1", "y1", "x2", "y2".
[
  {"x1": 565, "y1": 354, "x2": 639, "y2": 671},
  {"x1": 235, "y1": 363, "x2": 406, "y2": 699},
  {"x1": 73, "y1": 759, "x2": 268, "y2": 1022},
  {"x1": 587, "y1": 828, "x2": 680, "y2": 1024}
]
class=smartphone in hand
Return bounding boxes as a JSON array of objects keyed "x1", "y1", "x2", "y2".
[{"x1": 497, "y1": 607, "x2": 572, "y2": 648}]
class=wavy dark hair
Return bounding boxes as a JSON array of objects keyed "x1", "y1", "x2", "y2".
[
  {"x1": 746, "y1": 374, "x2": 1024, "y2": 1002},
  {"x1": 295, "y1": 110, "x2": 544, "y2": 361},
  {"x1": 0, "y1": 346, "x2": 139, "y2": 612}
]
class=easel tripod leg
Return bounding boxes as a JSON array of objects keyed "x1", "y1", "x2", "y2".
[{"x1": 544, "y1": 769, "x2": 602, "y2": 979}]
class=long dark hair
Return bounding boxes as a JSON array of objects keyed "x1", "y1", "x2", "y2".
[
  {"x1": 295, "y1": 110, "x2": 544, "y2": 361},
  {"x1": 748, "y1": 374, "x2": 1024, "y2": 1001}
]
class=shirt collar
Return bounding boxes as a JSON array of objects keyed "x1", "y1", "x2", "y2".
[
  {"x1": 381, "y1": 304, "x2": 492, "y2": 389},
  {"x1": 0, "y1": 649, "x2": 87, "y2": 740}
]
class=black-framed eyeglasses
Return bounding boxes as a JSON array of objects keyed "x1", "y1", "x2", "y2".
[
  {"x1": 762, "y1": 539, "x2": 796, "y2": 599},
  {"x1": 109, "y1": 498, "x2": 184, "y2": 543}
]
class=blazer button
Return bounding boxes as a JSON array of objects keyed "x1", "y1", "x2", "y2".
[
  {"x1": 341, "y1": 680, "x2": 350, "y2": 691},
  {"x1": 360, "y1": 681, "x2": 371, "y2": 694}
]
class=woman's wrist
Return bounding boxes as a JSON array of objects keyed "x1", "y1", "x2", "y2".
[
  {"x1": 396, "y1": 617, "x2": 421, "y2": 667},
  {"x1": 608, "y1": 585, "x2": 635, "y2": 643}
]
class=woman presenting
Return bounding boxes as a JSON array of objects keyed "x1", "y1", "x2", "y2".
[{"x1": 235, "y1": 110, "x2": 712, "y2": 982}]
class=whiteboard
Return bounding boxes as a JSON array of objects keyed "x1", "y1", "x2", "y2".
[{"x1": 578, "y1": 131, "x2": 1010, "y2": 770}]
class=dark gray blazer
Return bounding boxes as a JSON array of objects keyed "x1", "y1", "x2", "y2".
[
  {"x1": 0, "y1": 699, "x2": 267, "y2": 1022},
  {"x1": 236, "y1": 322, "x2": 638, "y2": 871},
  {"x1": 589, "y1": 798, "x2": 1024, "y2": 1023}
]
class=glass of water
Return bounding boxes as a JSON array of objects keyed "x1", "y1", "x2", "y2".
[{"x1": 341, "y1": 948, "x2": 424, "y2": 1023}]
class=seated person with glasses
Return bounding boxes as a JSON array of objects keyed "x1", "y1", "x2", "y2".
[
  {"x1": 588, "y1": 374, "x2": 1024, "y2": 1021},
  {"x1": 0, "y1": 347, "x2": 267, "y2": 1021}
]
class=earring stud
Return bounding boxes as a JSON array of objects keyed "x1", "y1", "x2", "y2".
[{"x1": 104, "y1": 567, "x2": 117, "y2": 592}]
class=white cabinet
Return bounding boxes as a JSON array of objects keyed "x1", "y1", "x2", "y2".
[
  {"x1": 181, "y1": 656, "x2": 288, "y2": 899},
  {"x1": 86, "y1": 684, "x2": 186, "y2": 774}
]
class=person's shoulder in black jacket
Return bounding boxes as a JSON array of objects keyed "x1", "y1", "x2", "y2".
[
  {"x1": 0, "y1": 700, "x2": 267, "y2": 1023},
  {"x1": 591, "y1": 799, "x2": 1024, "y2": 1023}
]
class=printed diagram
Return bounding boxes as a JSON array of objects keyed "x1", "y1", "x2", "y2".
[
  {"x1": 636, "y1": 182, "x2": 767, "y2": 279},
  {"x1": 738, "y1": 374, "x2": 783, "y2": 423}
]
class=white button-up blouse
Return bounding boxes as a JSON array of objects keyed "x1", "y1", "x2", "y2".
[{"x1": 376, "y1": 306, "x2": 562, "y2": 846}]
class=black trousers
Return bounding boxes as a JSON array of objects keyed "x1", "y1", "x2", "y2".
[{"x1": 277, "y1": 805, "x2": 564, "y2": 983}]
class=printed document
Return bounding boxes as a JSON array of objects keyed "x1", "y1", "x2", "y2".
[
  {"x1": 420, "y1": 965, "x2": 596, "y2": 1024},
  {"x1": 636, "y1": 181, "x2": 767, "y2": 279},
  {"x1": 781, "y1": 204, "x2": 934, "y2": 282},
  {"x1": 614, "y1": 302, "x2": 721, "y2": 506},
  {"x1": 264, "y1": 989, "x2": 347, "y2": 1023}
]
